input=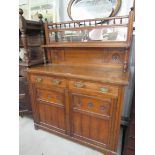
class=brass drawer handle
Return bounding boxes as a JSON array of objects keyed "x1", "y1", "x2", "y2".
[
  {"x1": 36, "y1": 77, "x2": 43, "y2": 83},
  {"x1": 100, "y1": 87, "x2": 109, "y2": 93},
  {"x1": 52, "y1": 79, "x2": 61, "y2": 85},
  {"x1": 74, "y1": 82, "x2": 85, "y2": 88}
]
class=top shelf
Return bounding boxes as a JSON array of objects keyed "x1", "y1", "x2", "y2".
[
  {"x1": 42, "y1": 41, "x2": 129, "y2": 48},
  {"x1": 44, "y1": 11, "x2": 134, "y2": 46}
]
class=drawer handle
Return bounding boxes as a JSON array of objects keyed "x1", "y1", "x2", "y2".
[
  {"x1": 100, "y1": 87, "x2": 109, "y2": 93},
  {"x1": 74, "y1": 82, "x2": 85, "y2": 88},
  {"x1": 52, "y1": 79, "x2": 61, "y2": 85},
  {"x1": 88, "y1": 102, "x2": 93, "y2": 108},
  {"x1": 36, "y1": 77, "x2": 43, "y2": 83}
]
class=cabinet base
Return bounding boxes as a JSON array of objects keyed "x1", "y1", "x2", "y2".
[{"x1": 34, "y1": 123, "x2": 117, "y2": 155}]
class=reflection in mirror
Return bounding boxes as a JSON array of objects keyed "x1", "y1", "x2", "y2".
[
  {"x1": 48, "y1": 27, "x2": 127, "y2": 43},
  {"x1": 68, "y1": 0, "x2": 122, "y2": 20},
  {"x1": 89, "y1": 27, "x2": 127, "y2": 41}
]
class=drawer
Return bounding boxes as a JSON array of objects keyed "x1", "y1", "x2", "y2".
[
  {"x1": 69, "y1": 80, "x2": 118, "y2": 97},
  {"x1": 72, "y1": 94, "x2": 113, "y2": 117},
  {"x1": 30, "y1": 74, "x2": 67, "y2": 89},
  {"x1": 37, "y1": 89, "x2": 64, "y2": 106}
]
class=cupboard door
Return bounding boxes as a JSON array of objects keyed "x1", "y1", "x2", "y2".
[
  {"x1": 70, "y1": 92, "x2": 117, "y2": 148},
  {"x1": 35, "y1": 88, "x2": 66, "y2": 133}
]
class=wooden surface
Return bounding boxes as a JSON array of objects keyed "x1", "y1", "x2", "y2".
[
  {"x1": 27, "y1": 10, "x2": 134, "y2": 155},
  {"x1": 19, "y1": 8, "x2": 44, "y2": 67},
  {"x1": 28, "y1": 64, "x2": 129, "y2": 85},
  {"x1": 42, "y1": 42, "x2": 130, "y2": 48},
  {"x1": 28, "y1": 64, "x2": 128, "y2": 154},
  {"x1": 19, "y1": 9, "x2": 44, "y2": 116},
  {"x1": 28, "y1": 72, "x2": 125, "y2": 155}
]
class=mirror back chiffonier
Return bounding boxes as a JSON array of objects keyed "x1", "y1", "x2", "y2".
[{"x1": 27, "y1": 10, "x2": 134, "y2": 155}]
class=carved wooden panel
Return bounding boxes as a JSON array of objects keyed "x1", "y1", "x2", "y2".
[
  {"x1": 28, "y1": 47, "x2": 43, "y2": 60},
  {"x1": 37, "y1": 89, "x2": 64, "y2": 106},
  {"x1": 27, "y1": 34, "x2": 42, "y2": 46},
  {"x1": 35, "y1": 88, "x2": 66, "y2": 133},
  {"x1": 48, "y1": 48, "x2": 125, "y2": 68},
  {"x1": 73, "y1": 111, "x2": 110, "y2": 146},
  {"x1": 70, "y1": 92, "x2": 117, "y2": 148},
  {"x1": 73, "y1": 94, "x2": 112, "y2": 116},
  {"x1": 38, "y1": 102, "x2": 66, "y2": 131},
  {"x1": 102, "y1": 49, "x2": 125, "y2": 64}
]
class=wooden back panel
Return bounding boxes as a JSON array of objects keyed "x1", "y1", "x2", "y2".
[
  {"x1": 47, "y1": 47, "x2": 125, "y2": 69},
  {"x1": 44, "y1": 10, "x2": 134, "y2": 72}
]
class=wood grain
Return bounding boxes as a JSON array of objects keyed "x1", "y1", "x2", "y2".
[{"x1": 27, "y1": 9, "x2": 134, "y2": 155}]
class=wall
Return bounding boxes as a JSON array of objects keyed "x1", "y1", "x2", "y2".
[{"x1": 19, "y1": 0, "x2": 59, "y2": 22}]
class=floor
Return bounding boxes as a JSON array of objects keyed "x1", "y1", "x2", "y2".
[{"x1": 19, "y1": 116, "x2": 122, "y2": 155}]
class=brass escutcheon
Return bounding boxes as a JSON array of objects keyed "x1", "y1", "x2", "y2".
[
  {"x1": 74, "y1": 82, "x2": 85, "y2": 88},
  {"x1": 52, "y1": 79, "x2": 61, "y2": 85},
  {"x1": 100, "y1": 87, "x2": 109, "y2": 93},
  {"x1": 36, "y1": 77, "x2": 43, "y2": 83}
]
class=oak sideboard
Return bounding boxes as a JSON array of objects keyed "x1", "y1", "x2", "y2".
[{"x1": 28, "y1": 10, "x2": 134, "y2": 155}]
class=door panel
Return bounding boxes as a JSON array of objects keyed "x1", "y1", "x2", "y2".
[
  {"x1": 73, "y1": 111, "x2": 110, "y2": 145},
  {"x1": 73, "y1": 94, "x2": 112, "y2": 116},
  {"x1": 81, "y1": 114, "x2": 90, "y2": 138},
  {"x1": 34, "y1": 87, "x2": 66, "y2": 133},
  {"x1": 70, "y1": 92, "x2": 116, "y2": 147},
  {"x1": 73, "y1": 111, "x2": 82, "y2": 135},
  {"x1": 38, "y1": 101, "x2": 66, "y2": 131}
]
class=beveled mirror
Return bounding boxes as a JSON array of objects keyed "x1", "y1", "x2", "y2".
[{"x1": 67, "y1": 0, "x2": 122, "y2": 20}]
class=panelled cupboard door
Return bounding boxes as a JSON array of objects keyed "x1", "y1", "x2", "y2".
[
  {"x1": 69, "y1": 92, "x2": 117, "y2": 149},
  {"x1": 34, "y1": 87, "x2": 66, "y2": 133}
]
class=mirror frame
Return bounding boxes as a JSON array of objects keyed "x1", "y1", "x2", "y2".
[{"x1": 67, "y1": 0, "x2": 122, "y2": 20}]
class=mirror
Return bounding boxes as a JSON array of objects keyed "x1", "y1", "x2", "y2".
[{"x1": 68, "y1": 0, "x2": 122, "y2": 20}]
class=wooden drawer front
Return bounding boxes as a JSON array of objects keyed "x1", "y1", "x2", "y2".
[
  {"x1": 69, "y1": 80, "x2": 118, "y2": 97},
  {"x1": 73, "y1": 94, "x2": 112, "y2": 117},
  {"x1": 37, "y1": 89, "x2": 64, "y2": 106},
  {"x1": 30, "y1": 74, "x2": 66, "y2": 88}
]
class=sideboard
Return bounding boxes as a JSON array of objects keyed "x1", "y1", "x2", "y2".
[{"x1": 28, "y1": 10, "x2": 134, "y2": 155}]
